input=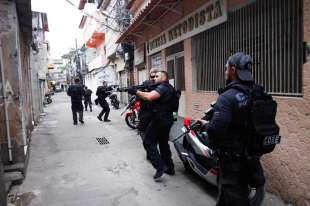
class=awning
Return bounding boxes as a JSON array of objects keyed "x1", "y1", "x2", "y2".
[
  {"x1": 116, "y1": 0, "x2": 181, "y2": 43},
  {"x1": 86, "y1": 32, "x2": 105, "y2": 48}
]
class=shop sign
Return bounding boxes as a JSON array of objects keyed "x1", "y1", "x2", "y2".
[{"x1": 147, "y1": 0, "x2": 227, "y2": 55}]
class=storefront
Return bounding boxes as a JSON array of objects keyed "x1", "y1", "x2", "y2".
[{"x1": 119, "y1": 0, "x2": 310, "y2": 204}]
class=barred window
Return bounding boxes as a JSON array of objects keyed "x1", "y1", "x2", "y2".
[{"x1": 192, "y1": 0, "x2": 303, "y2": 96}]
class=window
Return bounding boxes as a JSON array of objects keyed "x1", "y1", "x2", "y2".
[
  {"x1": 150, "y1": 52, "x2": 161, "y2": 68},
  {"x1": 192, "y1": 0, "x2": 303, "y2": 96}
]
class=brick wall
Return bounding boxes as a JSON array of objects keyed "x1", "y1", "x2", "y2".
[
  {"x1": 188, "y1": 1, "x2": 310, "y2": 205},
  {"x1": 129, "y1": 0, "x2": 310, "y2": 204}
]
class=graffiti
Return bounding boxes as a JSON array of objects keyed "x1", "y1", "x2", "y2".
[{"x1": 0, "y1": 80, "x2": 17, "y2": 106}]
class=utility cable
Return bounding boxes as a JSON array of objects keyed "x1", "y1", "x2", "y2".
[{"x1": 63, "y1": 0, "x2": 124, "y2": 32}]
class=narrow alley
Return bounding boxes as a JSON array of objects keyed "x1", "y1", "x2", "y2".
[
  {"x1": 12, "y1": 92, "x2": 217, "y2": 206},
  {"x1": 8, "y1": 93, "x2": 288, "y2": 206},
  {"x1": 1, "y1": 0, "x2": 310, "y2": 205}
]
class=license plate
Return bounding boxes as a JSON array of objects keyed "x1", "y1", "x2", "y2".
[{"x1": 263, "y1": 135, "x2": 281, "y2": 146}]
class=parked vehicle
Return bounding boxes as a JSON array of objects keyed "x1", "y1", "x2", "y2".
[
  {"x1": 43, "y1": 93, "x2": 52, "y2": 105},
  {"x1": 54, "y1": 84, "x2": 63, "y2": 92},
  {"x1": 121, "y1": 95, "x2": 141, "y2": 129},
  {"x1": 109, "y1": 93, "x2": 120, "y2": 109},
  {"x1": 172, "y1": 102, "x2": 265, "y2": 206}
]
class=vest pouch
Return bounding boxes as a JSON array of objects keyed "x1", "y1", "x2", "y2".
[{"x1": 249, "y1": 123, "x2": 280, "y2": 156}]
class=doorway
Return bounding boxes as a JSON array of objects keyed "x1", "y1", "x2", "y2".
[{"x1": 166, "y1": 51, "x2": 186, "y2": 117}]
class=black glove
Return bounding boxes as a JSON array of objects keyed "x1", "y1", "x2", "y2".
[{"x1": 127, "y1": 86, "x2": 137, "y2": 95}]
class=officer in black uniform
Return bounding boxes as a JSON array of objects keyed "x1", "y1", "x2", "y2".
[
  {"x1": 137, "y1": 68, "x2": 158, "y2": 139},
  {"x1": 67, "y1": 78, "x2": 85, "y2": 125},
  {"x1": 84, "y1": 86, "x2": 93, "y2": 112},
  {"x1": 198, "y1": 52, "x2": 265, "y2": 206},
  {"x1": 128, "y1": 71, "x2": 176, "y2": 181},
  {"x1": 96, "y1": 81, "x2": 111, "y2": 122}
]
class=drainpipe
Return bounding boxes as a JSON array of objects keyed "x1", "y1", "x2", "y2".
[{"x1": 0, "y1": 41, "x2": 13, "y2": 162}]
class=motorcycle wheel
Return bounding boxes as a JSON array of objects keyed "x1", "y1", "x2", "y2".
[
  {"x1": 249, "y1": 185, "x2": 265, "y2": 206},
  {"x1": 125, "y1": 114, "x2": 139, "y2": 129}
]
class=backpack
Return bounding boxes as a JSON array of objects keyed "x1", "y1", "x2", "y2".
[
  {"x1": 165, "y1": 83, "x2": 181, "y2": 113},
  {"x1": 171, "y1": 89, "x2": 181, "y2": 112},
  {"x1": 231, "y1": 84, "x2": 281, "y2": 156}
]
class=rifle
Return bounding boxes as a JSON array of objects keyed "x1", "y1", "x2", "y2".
[{"x1": 117, "y1": 83, "x2": 158, "y2": 92}]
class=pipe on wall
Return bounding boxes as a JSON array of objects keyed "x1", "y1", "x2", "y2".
[{"x1": 0, "y1": 41, "x2": 13, "y2": 162}]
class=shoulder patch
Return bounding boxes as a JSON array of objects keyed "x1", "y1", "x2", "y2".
[{"x1": 235, "y1": 92, "x2": 248, "y2": 107}]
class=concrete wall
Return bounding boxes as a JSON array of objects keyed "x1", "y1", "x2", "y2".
[
  {"x1": 0, "y1": 0, "x2": 33, "y2": 164},
  {"x1": 128, "y1": 0, "x2": 310, "y2": 205},
  {"x1": 0, "y1": 157, "x2": 6, "y2": 206},
  {"x1": 30, "y1": 30, "x2": 48, "y2": 124}
]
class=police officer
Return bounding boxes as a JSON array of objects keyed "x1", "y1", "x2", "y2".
[
  {"x1": 198, "y1": 52, "x2": 265, "y2": 206},
  {"x1": 128, "y1": 71, "x2": 176, "y2": 181},
  {"x1": 137, "y1": 68, "x2": 158, "y2": 161},
  {"x1": 67, "y1": 78, "x2": 85, "y2": 125},
  {"x1": 96, "y1": 81, "x2": 111, "y2": 122},
  {"x1": 84, "y1": 86, "x2": 93, "y2": 112},
  {"x1": 138, "y1": 68, "x2": 158, "y2": 139}
]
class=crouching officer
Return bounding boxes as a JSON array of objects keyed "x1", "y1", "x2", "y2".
[
  {"x1": 96, "y1": 81, "x2": 111, "y2": 122},
  {"x1": 198, "y1": 52, "x2": 265, "y2": 206},
  {"x1": 128, "y1": 71, "x2": 176, "y2": 181}
]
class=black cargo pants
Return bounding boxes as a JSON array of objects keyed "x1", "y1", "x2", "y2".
[
  {"x1": 98, "y1": 100, "x2": 110, "y2": 120},
  {"x1": 143, "y1": 113, "x2": 174, "y2": 171},
  {"x1": 71, "y1": 102, "x2": 83, "y2": 124},
  {"x1": 84, "y1": 98, "x2": 92, "y2": 111},
  {"x1": 216, "y1": 155, "x2": 250, "y2": 206}
]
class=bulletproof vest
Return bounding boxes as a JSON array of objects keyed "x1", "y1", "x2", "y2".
[
  {"x1": 214, "y1": 82, "x2": 253, "y2": 153},
  {"x1": 97, "y1": 86, "x2": 110, "y2": 100},
  {"x1": 153, "y1": 82, "x2": 176, "y2": 113},
  {"x1": 140, "y1": 80, "x2": 155, "y2": 111}
]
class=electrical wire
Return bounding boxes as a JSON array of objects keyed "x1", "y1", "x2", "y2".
[{"x1": 63, "y1": 0, "x2": 127, "y2": 32}]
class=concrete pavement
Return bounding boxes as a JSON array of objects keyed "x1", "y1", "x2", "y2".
[{"x1": 9, "y1": 92, "x2": 291, "y2": 206}]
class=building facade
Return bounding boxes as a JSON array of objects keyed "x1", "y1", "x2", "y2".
[
  {"x1": 0, "y1": 0, "x2": 33, "y2": 165},
  {"x1": 79, "y1": 0, "x2": 130, "y2": 104},
  {"x1": 118, "y1": 0, "x2": 310, "y2": 205},
  {"x1": 30, "y1": 11, "x2": 49, "y2": 124}
]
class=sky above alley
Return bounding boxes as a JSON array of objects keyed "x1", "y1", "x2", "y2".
[{"x1": 31, "y1": 0, "x2": 84, "y2": 59}]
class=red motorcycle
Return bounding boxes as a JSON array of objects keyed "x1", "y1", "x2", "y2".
[{"x1": 121, "y1": 95, "x2": 141, "y2": 129}]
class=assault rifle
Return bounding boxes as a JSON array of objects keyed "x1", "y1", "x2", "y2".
[{"x1": 117, "y1": 83, "x2": 158, "y2": 92}]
